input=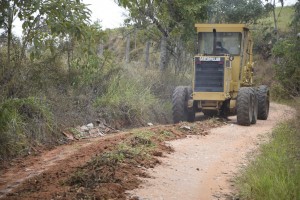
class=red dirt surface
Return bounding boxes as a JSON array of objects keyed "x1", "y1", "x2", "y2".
[
  {"x1": 1, "y1": 103, "x2": 291, "y2": 200},
  {"x1": 0, "y1": 120, "x2": 221, "y2": 200}
]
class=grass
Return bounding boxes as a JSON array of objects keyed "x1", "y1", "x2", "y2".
[
  {"x1": 93, "y1": 65, "x2": 189, "y2": 126},
  {"x1": 237, "y1": 119, "x2": 300, "y2": 200},
  {"x1": 258, "y1": 6, "x2": 295, "y2": 32},
  {"x1": 0, "y1": 97, "x2": 60, "y2": 161}
]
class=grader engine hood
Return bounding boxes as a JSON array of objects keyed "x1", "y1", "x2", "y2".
[{"x1": 194, "y1": 56, "x2": 228, "y2": 92}]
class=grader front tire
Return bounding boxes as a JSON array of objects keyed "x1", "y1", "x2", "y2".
[
  {"x1": 186, "y1": 86, "x2": 195, "y2": 122},
  {"x1": 237, "y1": 87, "x2": 254, "y2": 126},
  {"x1": 172, "y1": 86, "x2": 187, "y2": 123},
  {"x1": 172, "y1": 86, "x2": 195, "y2": 123}
]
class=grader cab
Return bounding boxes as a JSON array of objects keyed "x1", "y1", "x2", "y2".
[{"x1": 172, "y1": 24, "x2": 270, "y2": 126}]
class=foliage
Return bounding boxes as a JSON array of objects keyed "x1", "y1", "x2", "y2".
[
  {"x1": 291, "y1": 0, "x2": 300, "y2": 30},
  {"x1": 93, "y1": 62, "x2": 191, "y2": 126},
  {"x1": 0, "y1": 0, "x2": 91, "y2": 71},
  {"x1": 270, "y1": 82, "x2": 290, "y2": 101},
  {"x1": 272, "y1": 35, "x2": 300, "y2": 97},
  {"x1": 251, "y1": 6, "x2": 295, "y2": 60},
  {"x1": 209, "y1": 0, "x2": 266, "y2": 23},
  {"x1": 237, "y1": 120, "x2": 300, "y2": 200},
  {"x1": 252, "y1": 24, "x2": 275, "y2": 59},
  {"x1": 258, "y1": 6, "x2": 295, "y2": 32},
  {"x1": 115, "y1": 0, "x2": 209, "y2": 70},
  {"x1": 116, "y1": 0, "x2": 208, "y2": 38},
  {"x1": 0, "y1": 97, "x2": 59, "y2": 160},
  {"x1": 94, "y1": 68, "x2": 161, "y2": 125}
]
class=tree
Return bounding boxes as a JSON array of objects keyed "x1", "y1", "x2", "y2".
[
  {"x1": 125, "y1": 32, "x2": 130, "y2": 63},
  {"x1": 115, "y1": 0, "x2": 209, "y2": 70},
  {"x1": 209, "y1": 0, "x2": 266, "y2": 23},
  {"x1": 264, "y1": 0, "x2": 284, "y2": 38},
  {"x1": 0, "y1": 0, "x2": 92, "y2": 98},
  {"x1": 271, "y1": 0, "x2": 300, "y2": 97},
  {"x1": 291, "y1": 0, "x2": 300, "y2": 32},
  {"x1": 0, "y1": 0, "x2": 91, "y2": 68}
]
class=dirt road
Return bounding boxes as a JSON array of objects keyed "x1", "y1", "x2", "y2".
[
  {"x1": 128, "y1": 103, "x2": 294, "y2": 200},
  {"x1": 0, "y1": 103, "x2": 294, "y2": 200}
]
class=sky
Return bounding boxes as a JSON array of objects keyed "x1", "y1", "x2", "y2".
[
  {"x1": 0, "y1": 0, "x2": 298, "y2": 36},
  {"x1": 83, "y1": 0, "x2": 127, "y2": 29}
]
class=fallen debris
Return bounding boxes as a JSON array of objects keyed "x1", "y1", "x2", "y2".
[
  {"x1": 180, "y1": 125, "x2": 191, "y2": 131},
  {"x1": 63, "y1": 121, "x2": 119, "y2": 140}
]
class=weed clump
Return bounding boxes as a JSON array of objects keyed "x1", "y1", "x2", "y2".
[{"x1": 67, "y1": 151, "x2": 124, "y2": 187}]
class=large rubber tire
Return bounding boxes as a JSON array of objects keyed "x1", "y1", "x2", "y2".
[
  {"x1": 172, "y1": 86, "x2": 194, "y2": 123},
  {"x1": 251, "y1": 87, "x2": 258, "y2": 124},
  {"x1": 257, "y1": 85, "x2": 270, "y2": 120},
  {"x1": 186, "y1": 86, "x2": 195, "y2": 122},
  {"x1": 237, "y1": 87, "x2": 254, "y2": 126}
]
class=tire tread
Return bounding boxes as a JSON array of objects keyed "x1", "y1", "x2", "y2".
[
  {"x1": 257, "y1": 85, "x2": 270, "y2": 120},
  {"x1": 237, "y1": 87, "x2": 253, "y2": 126}
]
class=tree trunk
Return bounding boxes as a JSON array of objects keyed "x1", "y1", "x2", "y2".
[
  {"x1": 160, "y1": 35, "x2": 167, "y2": 71},
  {"x1": 145, "y1": 40, "x2": 150, "y2": 68},
  {"x1": 125, "y1": 33, "x2": 130, "y2": 63},
  {"x1": 134, "y1": 28, "x2": 137, "y2": 50},
  {"x1": 7, "y1": 7, "x2": 13, "y2": 69},
  {"x1": 98, "y1": 40, "x2": 104, "y2": 57},
  {"x1": 174, "y1": 39, "x2": 183, "y2": 74},
  {"x1": 272, "y1": 0, "x2": 278, "y2": 35}
]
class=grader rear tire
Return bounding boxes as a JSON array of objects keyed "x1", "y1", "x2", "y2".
[
  {"x1": 257, "y1": 85, "x2": 270, "y2": 120},
  {"x1": 237, "y1": 87, "x2": 253, "y2": 126},
  {"x1": 251, "y1": 88, "x2": 258, "y2": 124},
  {"x1": 172, "y1": 86, "x2": 190, "y2": 123}
]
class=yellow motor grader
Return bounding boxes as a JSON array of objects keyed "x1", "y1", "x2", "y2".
[{"x1": 172, "y1": 24, "x2": 270, "y2": 126}]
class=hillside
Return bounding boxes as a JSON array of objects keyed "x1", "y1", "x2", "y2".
[{"x1": 258, "y1": 6, "x2": 295, "y2": 32}]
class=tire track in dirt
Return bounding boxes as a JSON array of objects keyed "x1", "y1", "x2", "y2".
[{"x1": 128, "y1": 103, "x2": 294, "y2": 200}]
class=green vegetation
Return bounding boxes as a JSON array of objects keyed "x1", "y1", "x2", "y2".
[
  {"x1": 237, "y1": 117, "x2": 300, "y2": 200},
  {"x1": 258, "y1": 6, "x2": 295, "y2": 32},
  {"x1": 94, "y1": 66, "x2": 188, "y2": 125},
  {"x1": 272, "y1": 38, "x2": 300, "y2": 98},
  {"x1": 117, "y1": 131, "x2": 157, "y2": 159},
  {"x1": 0, "y1": 97, "x2": 59, "y2": 160},
  {"x1": 0, "y1": 0, "x2": 192, "y2": 161}
]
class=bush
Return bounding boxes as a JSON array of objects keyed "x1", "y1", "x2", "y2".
[
  {"x1": 94, "y1": 65, "x2": 190, "y2": 126},
  {"x1": 94, "y1": 68, "x2": 163, "y2": 125},
  {"x1": 0, "y1": 97, "x2": 60, "y2": 161},
  {"x1": 270, "y1": 82, "x2": 290, "y2": 101},
  {"x1": 272, "y1": 37, "x2": 300, "y2": 97}
]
